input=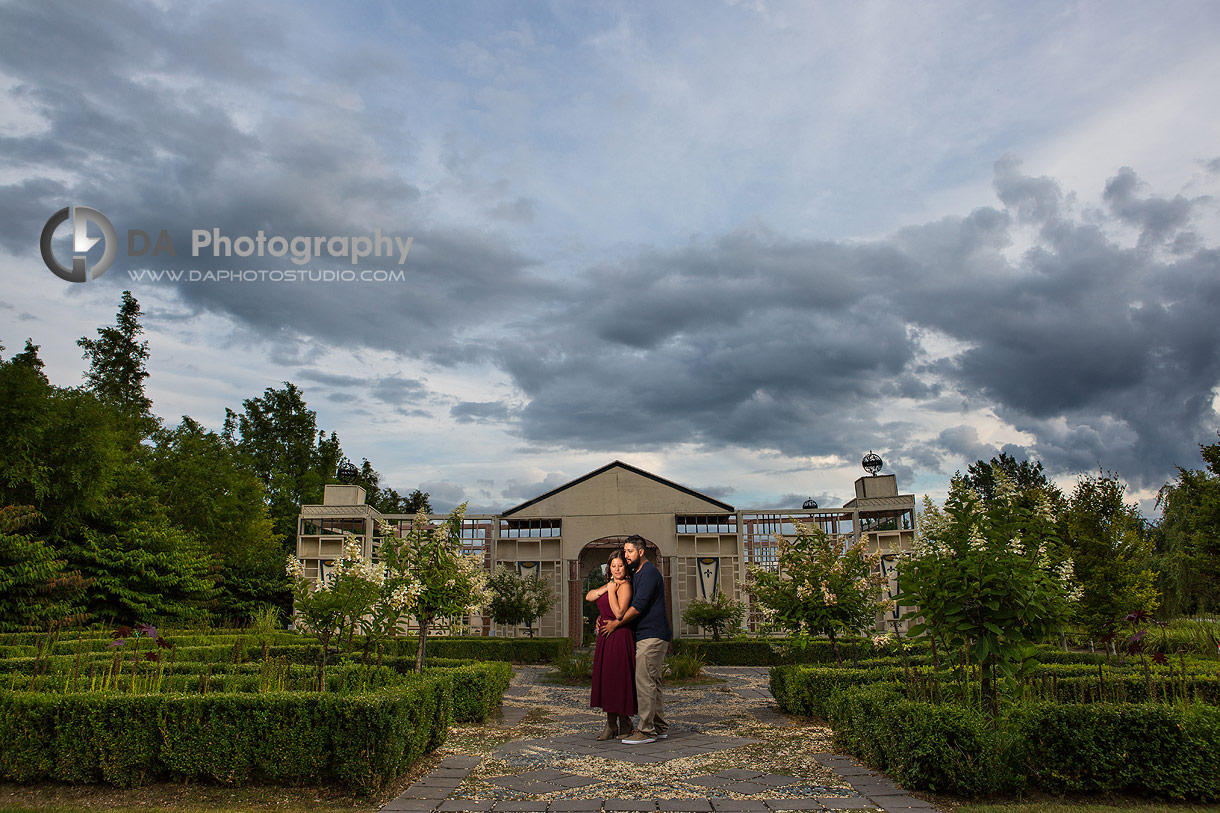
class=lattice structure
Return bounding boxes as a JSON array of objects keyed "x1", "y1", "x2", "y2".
[{"x1": 739, "y1": 512, "x2": 857, "y2": 633}]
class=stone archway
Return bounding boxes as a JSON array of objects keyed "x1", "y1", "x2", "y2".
[{"x1": 568, "y1": 536, "x2": 669, "y2": 647}]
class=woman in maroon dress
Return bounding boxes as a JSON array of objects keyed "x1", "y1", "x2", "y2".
[{"x1": 587, "y1": 549, "x2": 636, "y2": 739}]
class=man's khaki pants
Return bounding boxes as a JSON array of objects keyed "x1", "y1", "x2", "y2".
[{"x1": 634, "y1": 637, "x2": 669, "y2": 736}]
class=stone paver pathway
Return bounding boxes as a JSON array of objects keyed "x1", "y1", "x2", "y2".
[{"x1": 381, "y1": 665, "x2": 941, "y2": 813}]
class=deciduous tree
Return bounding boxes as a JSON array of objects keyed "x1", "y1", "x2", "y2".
[
  {"x1": 150, "y1": 417, "x2": 284, "y2": 620},
  {"x1": 486, "y1": 565, "x2": 556, "y2": 637},
  {"x1": 1156, "y1": 434, "x2": 1220, "y2": 615},
  {"x1": 1062, "y1": 470, "x2": 1159, "y2": 643},
  {"x1": 0, "y1": 506, "x2": 90, "y2": 631},
  {"x1": 899, "y1": 472, "x2": 1079, "y2": 717},
  {"x1": 748, "y1": 521, "x2": 888, "y2": 664},
  {"x1": 226, "y1": 382, "x2": 342, "y2": 545}
]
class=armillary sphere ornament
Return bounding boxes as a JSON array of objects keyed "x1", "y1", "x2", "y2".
[
  {"x1": 336, "y1": 461, "x2": 359, "y2": 483},
  {"x1": 802, "y1": 498, "x2": 819, "y2": 509},
  {"x1": 862, "y1": 451, "x2": 883, "y2": 476}
]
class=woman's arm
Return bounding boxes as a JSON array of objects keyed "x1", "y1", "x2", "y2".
[
  {"x1": 584, "y1": 582, "x2": 611, "y2": 602},
  {"x1": 607, "y1": 581, "x2": 632, "y2": 619}
]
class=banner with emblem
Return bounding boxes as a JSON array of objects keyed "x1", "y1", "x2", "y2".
[
  {"x1": 318, "y1": 559, "x2": 336, "y2": 587},
  {"x1": 879, "y1": 553, "x2": 901, "y2": 619},
  {"x1": 696, "y1": 557, "x2": 720, "y2": 598}
]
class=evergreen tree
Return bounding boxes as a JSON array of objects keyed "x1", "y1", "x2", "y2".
[
  {"x1": 11, "y1": 339, "x2": 47, "y2": 380},
  {"x1": 62, "y1": 493, "x2": 219, "y2": 624},
  {"x1": 964, "y1": 452, "x2": 1066, "y2": 513},
  {"x1": 77, "y1": 291, "x2": 158, "y2": 439}
]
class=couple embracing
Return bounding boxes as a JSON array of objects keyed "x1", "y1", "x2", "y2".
[{"x1": 585, "y1": 534, "x2": 672, "y2": 745}]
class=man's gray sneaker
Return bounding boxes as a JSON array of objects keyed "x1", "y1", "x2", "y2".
[{"x1": 622, "y1": 729, "x2": 657, "y2": 744}]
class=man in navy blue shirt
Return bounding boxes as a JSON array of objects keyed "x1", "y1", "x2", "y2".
[{"x1": 600, "y1": 534, "x2": 671, "y2": 743}]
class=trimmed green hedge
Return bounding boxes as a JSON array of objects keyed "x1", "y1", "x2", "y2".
[
  {"x1": 393, "y1": 636, "x2": 572, "y2": 663},
  {"x1": 0, "y1": 635, "x2": 571, "y2": 676},
  {"x1": 770, "y1": 665, "x2": 906, "y2": 719},
  {"x1": 0, "y1": 675, "x2": 451, "y2": 794},
  {"x1": 0, "y1": 658, "x2": 512, "y2": 792},
  {"x1": 828, "y1": 683, "x2": 1008, "y2": 797},
  {"x1": 771, "y1": 663, "x2": 1220, "y2": 719},
  {"x1": 427, "y1": 660, "x2": 513, "y2": 723},
  {"x1": 1009, "y1": 701, "x2": 1220, "y2": 797},
  {"x1": 673, "y1": 637, "x2": 889, "y2": 666},
  {"x1": 6, "y1": 663, "x2": 406, "y2": 695},
  {"x1": 824, "y1": 682, "x2": 1220, "y2": 800}
]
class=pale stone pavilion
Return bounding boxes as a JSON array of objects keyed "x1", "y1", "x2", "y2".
[{"x1": 296, "y1": 460, "x2": 916, "y2": 644}]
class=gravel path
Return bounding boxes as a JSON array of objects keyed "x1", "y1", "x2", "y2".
[{"x1": 380, "y1": 665, "x2": 941, "y2": 813}]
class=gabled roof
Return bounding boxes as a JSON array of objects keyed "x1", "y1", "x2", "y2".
[{"x1": 500, "y1": 460, "x2": 735, "y2": 517}]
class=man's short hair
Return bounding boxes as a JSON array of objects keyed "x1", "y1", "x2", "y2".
[{"x1": 624, "y1": 534, "x2": 647, "y2": 551}]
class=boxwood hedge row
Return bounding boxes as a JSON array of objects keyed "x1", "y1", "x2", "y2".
[
  {"x1": 773, "y1": 663, "x2": 1220, "y2": 720},
  {"x1": 824, "y1": 682, "x2": 1220, "y2": 800},
  {"x1": 0, "y1": 659, "x2": 513, "y2": 793},
  {"x1": 0, "y1": 675, "x2": 450, "y2": 793},
  {"x1": 0, "y1": 635, "x2": 570, "y2": 674}
]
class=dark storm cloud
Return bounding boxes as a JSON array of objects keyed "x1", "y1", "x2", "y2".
[
  {"x1": 490, "y1": 159, "x2": 1218, "y2": 489},
  {"x1": 4, "y1": 4, "x2": 1216, "y2": 493},
  {"x1": 755, "y1": 492, "x2": 843, "y2": 510},
  {"x1": 451, "y1": 400, "x2": 514, "y2": 424},
  {"x1": 0, "y1": 1, "x2": 547, "y2": 362},
  {"x1": 936, "y1": 425, "x2": 1000, "y2": 464},
  {"x1": 499, "y1": 472, "x2": 571, "y2": 502},
  {"x1": 1103, "y1": 167, "x2": 1198, "y2": 251}
]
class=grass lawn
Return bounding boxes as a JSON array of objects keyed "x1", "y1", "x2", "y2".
[
  {"x1": 0, "y1": 781, "x2": 370, "y2": 813},
  {"x1": 0, "y1": 747, "x2": 449, "y2": 813},
  {"x1": 953, "y1": 801, "x2": 1220, "y2": 813}
]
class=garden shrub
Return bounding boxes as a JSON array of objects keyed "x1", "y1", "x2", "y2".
[
  {"x1": 1008, "y1": 701, "x2": 1220, "y2": 799},
  {"x1": 0, "y1": 657, "x2": 513, "y2": 794},
  {"x1": 664, "y1": 648, "x2": 707, "y2": 681},
  {"x1": 675, "y1": 637, "x2": 878, "y2": 666},
  {"x1": 0, "y1": 675, "x2": 453, "y2": 793},
  {"x1": 550, "y1": 648, "x2": 594, "y2": 682},
  {"x1": 413, "y1": 636, "x2": 571, "y2": 663},
  {"x1": 828, "y1": 683, "x2": 1012, "y2": 797},
  {"x1": 771, "y1": 661, "x2": 1220, "y2": 718},
  {"x1": 770, "y1": 665, "x2": 897, "y2": 718},
  {"x1": 821, "y1": 682, "x2": 1220, "y2": 800},
  {"x1": 426, "y1": 660, "x2": 512, "y2": 722}
]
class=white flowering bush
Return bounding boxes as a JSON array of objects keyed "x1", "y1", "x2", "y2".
[
  {"x1": 898, "y1": 471, "x2": 1080, "y2": 715},
  {"x1": 747, "y1": 521, "x2": 889, "y2": 664},
  {"x1": 285, "y1": 504, "x2": 490, "y2": 679},
  {"x1": 377, "y1": 504, "x2": 490, "y2": 672},
  {"x1": 285, "y1": 535, "x2": 380, "y2": 689}
]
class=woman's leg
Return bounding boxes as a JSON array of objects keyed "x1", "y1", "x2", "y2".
[{"x1": 597, "y1": 711, "x2": 617, "y2": 740}]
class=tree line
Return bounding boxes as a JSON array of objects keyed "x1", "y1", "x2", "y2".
[
  {"x1": 0, "y1": 291, "x2": 429, "y2": 630},
  {"x1": 2, "y1": 291, "x2": 1217, "y2": 633},
  {"x1": 958, "y1": 446, "x2": 1220, "y2": 633}
]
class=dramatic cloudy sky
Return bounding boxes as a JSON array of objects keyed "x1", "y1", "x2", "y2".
[{"x1": 2, "y1": 1, "x2": 1218, "y2": 514}]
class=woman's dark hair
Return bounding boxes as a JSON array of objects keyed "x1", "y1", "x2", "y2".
[{"x1": 606, "y1": 548, "x2": 628, "y2": 578}]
